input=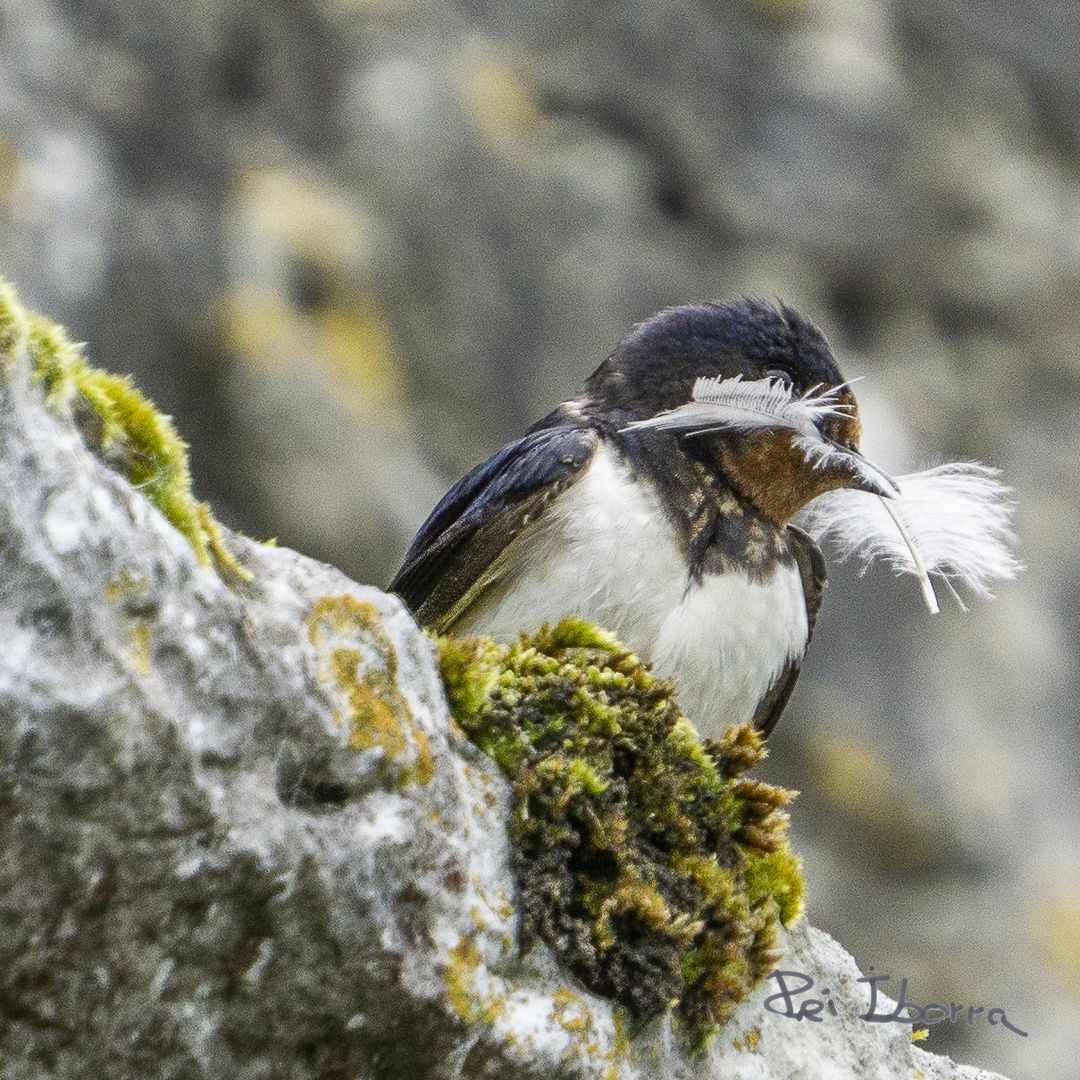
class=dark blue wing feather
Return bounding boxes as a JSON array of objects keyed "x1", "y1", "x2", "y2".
[
  {"x1": 390, "y1": 424, "x2": 598, "y2": 629},
  {"x1": 751, "y1": 525, "x2": 826, "y2": 735}
]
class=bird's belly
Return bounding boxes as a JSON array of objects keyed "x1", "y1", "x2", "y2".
[
  {"x1": 453, "y1": 444, "x2": 809, "y2": 738},
  {"x1": 649, "y1": 563, "x2": 808, "y2": 737}
]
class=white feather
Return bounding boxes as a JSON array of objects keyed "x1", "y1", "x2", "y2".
[
  {"x1": 797, "y1": 464, "x2": 1021, "y2": 608},
  {"x1": 623, "y1": 374, "x2": 852, "y2": 437},
  {"x1": 622, "y1": 372, "x2": 1019, "y2": 613}
]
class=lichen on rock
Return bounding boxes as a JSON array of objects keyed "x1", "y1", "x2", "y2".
[
  {"x1": 307, "y1": 593, "x2": 436, "y2": 787},
  {"x1": 0, "y1": 278, "x2": 247, "y2": 580},
  {"x1": 438, "y1": 617, "x2": 805, "y2": 1044}
]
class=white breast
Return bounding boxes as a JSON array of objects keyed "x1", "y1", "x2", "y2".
[{"x1": 453, "y1": 443, "x2": 810, "y2": 738}]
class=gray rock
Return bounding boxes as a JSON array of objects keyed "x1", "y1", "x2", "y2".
[{"x1": 0, "y1": 312, "x2": 1008, "y2": 1080}]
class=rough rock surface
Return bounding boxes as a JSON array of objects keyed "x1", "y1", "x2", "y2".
[
  {"x1": 0, "y1": 9, "x2": 1076, "y2": 1075},
  {"x1": 0, "y1": 319, "x2": 1011, "y2": 1080}
]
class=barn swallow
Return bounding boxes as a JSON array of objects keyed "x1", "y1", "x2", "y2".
[{"x1": 390, "y1": 299, "x2": 892, "y2": 739}]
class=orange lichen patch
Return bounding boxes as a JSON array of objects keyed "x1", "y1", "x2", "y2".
[
  {"x1": 125, "y1": 622, "x2": 152, "y2": 675},
  {"x1": 105, "y1": 567, "x2": 151, "y2": 607},
  {"x1": 106, "y1": 570, "x2": 155, "y2": 675},
  {"x1": 806, "y1": 732, "x2": 938, "y2": 871},
  {"x1": 480, "y1": 996, "x2": 505, "y2": 1026},
  {"x1": 220, "y1": 282, "x2": 407, "y2": 428},
  {"x1": 307, "y1": 594, "x2": 435, "y2": 786},
  {"x1": 446, "y1": 937, "x2": 483, "y2": 1022},
  {"x1": 312, "y1": 298, "x2": 405, "y2": 419},
  {"x1": 410, "y1": 732, "x2": 435, "y2": 785},
  {"x1": 105, "y1": 568, "x2": 154, "y2": 674},
  {"x1": 1033, "y1": 886, "x2": 1080, "y2": 995},
  {"x1": 552, "y1": 986, "x2": 593, "y2": 1036},
  {"x1": 218, "y1": 286, "x2": 301, "y2": 368},
  {"x1": 458, "y1": 52, "x2": 547, "y2": 148},
  {"x1": 328, "y1": 645, "x2": 409, "y2": 757}
]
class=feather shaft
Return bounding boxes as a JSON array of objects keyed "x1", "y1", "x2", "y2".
[{"x1": 879, "y1": 495, "x2": 940, "y2": 614}]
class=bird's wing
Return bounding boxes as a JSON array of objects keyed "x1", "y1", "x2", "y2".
[
  {"x1": 749, "y1": 524, "x2": 827, "y2": 737},
  {"x1": 389, "y1": 424, "x2": 599, "y2": 632}
]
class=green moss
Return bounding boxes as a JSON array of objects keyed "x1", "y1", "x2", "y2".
[
  {"x1": 438, "y1": 617, "x2": 804, "y2": 1045},
  {"x1": 744, "y1": 845, "x2": 804, "y2": 927},
  {"x1": 0, "y1": 278, "x2": 248, "y2": 580}
]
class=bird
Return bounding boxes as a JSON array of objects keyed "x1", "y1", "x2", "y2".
[{"x1": 389, "y1": 299, "x2": 888, "y2": 740}]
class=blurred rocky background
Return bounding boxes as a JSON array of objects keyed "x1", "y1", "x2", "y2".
[{"x1": 0, "y1": 1, "x2": 1076, "y2": 1077}]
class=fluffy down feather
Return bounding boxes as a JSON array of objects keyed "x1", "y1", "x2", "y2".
[{"x1": 798, "y1": 464, "x2": 1020, "y2": 609}]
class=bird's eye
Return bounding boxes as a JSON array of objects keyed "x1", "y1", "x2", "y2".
[{"x1": 765, "y1": 368, "x2": 793, "y2": 387}]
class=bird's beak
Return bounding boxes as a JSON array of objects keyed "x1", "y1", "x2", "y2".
[
  {"x1": 812, "y1": 387, "x2": 899, "y2": 500},
  {"x1": 819, "y1": 441, "x2": 899, "y2": 499}
]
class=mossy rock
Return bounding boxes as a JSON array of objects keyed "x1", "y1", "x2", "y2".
[
  {"x1": 439, "y1": 618, "x2": 804, "y2": 1044},
  {"x1": 0, "y1": 279, "x2": 247, "y2": 580}
]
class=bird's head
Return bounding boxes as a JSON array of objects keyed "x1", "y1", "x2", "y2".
[{"x1": 585, "y1": 299, "x2": 886, "y2": 522}]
